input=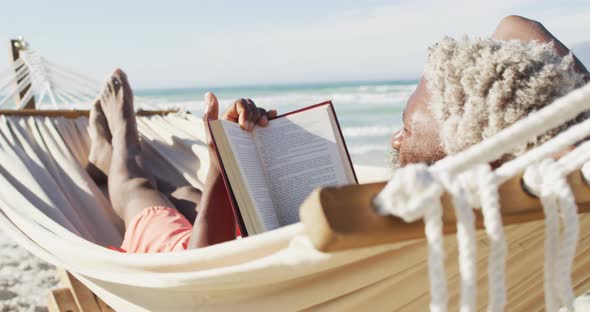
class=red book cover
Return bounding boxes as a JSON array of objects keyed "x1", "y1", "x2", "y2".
[{"x1": 208, "y1": 101, "x2": 357, "y2": 236}]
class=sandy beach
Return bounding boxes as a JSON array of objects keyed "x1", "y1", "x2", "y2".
[{"x1": 0, "y1": 229, "x2": 58, "y2": 312}]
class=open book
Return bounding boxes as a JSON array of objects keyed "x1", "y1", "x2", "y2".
[{"x1": 209, "y1": 101, "x2": 357, "y2": 236}]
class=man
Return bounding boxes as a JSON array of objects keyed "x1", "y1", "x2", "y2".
[{"x1": 88, "y1": 15, "x2": 588, "y2": 253}]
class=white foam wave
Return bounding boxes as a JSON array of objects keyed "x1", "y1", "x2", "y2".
[
  {"x1": 358, "y1": 84, "x2": 416, "y2": 93},
  {"x1": 347, "y1": 144, "x2": 388, "y2": 155},
  {"x1": 343, "y1": 126, "x2": 396, "y2": 138},
  {"x1": 133, "y1": 93, "x2": 410, "y2": 114}
]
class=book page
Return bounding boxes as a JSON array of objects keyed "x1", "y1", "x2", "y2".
[
  {"x1": 222, "y1": 122, "x2": 280, "y2": 231},
  {"x1": 254, "y1": 105, "x2": 352, "y2": 226}
]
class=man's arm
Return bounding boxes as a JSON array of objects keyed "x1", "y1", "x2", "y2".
[
  {"x1": 493, "y1": 15, "x2": 589, "y2": 159},
  {"x1": 492, "y1": 15, "x2": 589, "y2": 80}
]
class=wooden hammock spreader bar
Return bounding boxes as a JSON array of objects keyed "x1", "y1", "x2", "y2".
[
  {"x1": 48, "y1": 269, "x2": 115, "y2": 312},
  {"x1": 0, "y1": 109, "x2": 180, "y2": 118},
  {"x1": 300, "y1": 170, "x2": 590, "y2": 252}
]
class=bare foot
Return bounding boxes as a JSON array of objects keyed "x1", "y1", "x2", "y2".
[
  {"x1": 99, "y1": 69, "x2": 141, "y2": 151},
  {"x1": 87, "y1": 98, "x2": 112, "y2": 184}
]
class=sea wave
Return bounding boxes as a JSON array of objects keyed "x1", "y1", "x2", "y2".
[
  {"x1": 133, "y1": 85, "x2": 416, "y2": 112},
  {"x1": 358, "y1": 84, "x2": 416, "y2": 93},
  {"x1": 347, "y1": 144, "x2": 389, "y2": 155},
  {"x1": 342, "y1": 125, "x2": 396, "y2": 138},
  {"x1": 135, "y1": 94, "x2": 410, "y2": 114}
]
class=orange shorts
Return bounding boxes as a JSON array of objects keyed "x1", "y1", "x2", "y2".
[{"x1": 119, "y1": 206, "x2": 192, "y2": 253}]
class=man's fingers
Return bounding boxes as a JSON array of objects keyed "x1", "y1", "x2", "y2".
[
  {"x1": 237, "y1": 99, "x2": 251, "y2": 130},
  {"x1": 220, "y1": 97, "x2": 277, "y2": 131},
  {"x1": 256, "y1": 107, "x2": 269, "y2": 126},
  {"x1": 237, "y1": 99, "x2": 251, "y2": 131},
  {"x1": 220, "y1": 98, "x2": 249, "y2": 130},
  {"x1": 245, "y1": 99, "x2": 260, "y2": 130}
]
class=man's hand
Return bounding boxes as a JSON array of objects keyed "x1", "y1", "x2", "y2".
[
  {"x1": 189, "y1": 92, "x2": 278, "y2": 248},
  {"x1": 202, "y1": 92, "x2": 278, "y2": 171}
]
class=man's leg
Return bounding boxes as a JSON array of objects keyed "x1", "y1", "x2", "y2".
[
  {"x1": 99, "y1": 69, "x2": 175, "y2": 226},
  {"x1": 86, "y1": 87, "x2": 201, "y2": 225},
  {"x1": 155, "y1": 178, "x2": 201, "y2": 224}
]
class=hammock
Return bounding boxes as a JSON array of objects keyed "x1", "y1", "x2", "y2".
[{"x1": 2, "y1": 42, "x2": 590, "y2": 311}]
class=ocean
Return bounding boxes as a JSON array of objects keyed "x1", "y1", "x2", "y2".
[{"x1": 135, "y1": 80, "x2": 418, "y2": 166}]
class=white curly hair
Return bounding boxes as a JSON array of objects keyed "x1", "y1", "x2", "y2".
[{"x1": 424, "y1": 36, "x2": 588, "y2": 156}]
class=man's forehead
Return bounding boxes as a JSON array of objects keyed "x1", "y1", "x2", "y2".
[{"x1": 405, "y1": 78, "x2": 430, "y2": 118}]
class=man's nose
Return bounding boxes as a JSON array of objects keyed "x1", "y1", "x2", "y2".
[{"x1": 391, "y1": 129, "x2": 402, "y2": 150}]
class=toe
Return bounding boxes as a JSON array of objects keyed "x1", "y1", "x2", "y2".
[
  {"x1": 91, "y1": 98, "x2": 98, "y2": 110},
  {"x1": 89, "y1": 103, "x2": 98, "y2": 126},
  {"x1": 102, "y1": 80, "x2": 114, "y2": 101},
  {"x1": 110, "y1": 76, "x2": 121, "y2": 95},
  {"x1": 95, "y1": 99, "x2": 105, "y2": 115},
  {"x1": 91, "y1": 98, "x2": 102, "y2": 113},
  {"x1": 100, "y1": 90, "x2": 109, "y2": 109},
  {"x1": 111, "y1": 68, "x2": 129, "y2": 94}
]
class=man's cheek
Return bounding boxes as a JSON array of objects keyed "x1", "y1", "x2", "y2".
[
  {"x1": 399, "y1": 138, "x2": 434, "y2": 166},
  {"x1": 398, "y1": 143, "x2": 418, "y2": 166}
]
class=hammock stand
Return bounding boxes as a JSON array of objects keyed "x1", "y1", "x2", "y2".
[{"x1": 3, "y1": 39, "x2": 590, "y2": 311}]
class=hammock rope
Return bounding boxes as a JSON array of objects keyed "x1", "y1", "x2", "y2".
[
  {"x1": 0, "y1": 48, "x2": 162, "y2": 109},
  {"x1": 473, "y1": 165, "x2": 506, "y2": 312},
  {"x1": 447, "y1": 175, "x2": 478, "y2": 312},
  {"x1": 0, "y1": 59, "x2": 27, "y2": 95},
  {"x1": 524, "y1": 138, "x2": 590, "y2": 311}
]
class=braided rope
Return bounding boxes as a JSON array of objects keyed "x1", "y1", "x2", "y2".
[
  {"x1": 476, "y1": 166, "x2": 507, "y2": 312},
  {"x1": 451, "y1": 184, "x2": 477, "y2": 312},
  {"x1": 375, "y1": 164, "x2": 448, "y2": 311}
]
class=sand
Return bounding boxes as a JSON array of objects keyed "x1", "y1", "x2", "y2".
[{"x1": 0, "y1": 229, "x2": 59, "y2": 312}]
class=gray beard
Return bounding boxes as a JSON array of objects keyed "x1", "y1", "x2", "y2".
[{"x1": 385, "y1": 148, "x2": 401, "y2": 170}]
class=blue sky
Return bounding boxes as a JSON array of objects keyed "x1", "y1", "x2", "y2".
[{"x1": 1, "y1": 0, "x2": 589, "y2": 88}]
